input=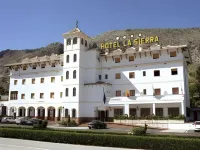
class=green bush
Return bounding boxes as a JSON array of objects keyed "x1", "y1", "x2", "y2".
[
  {"x1": 33, "y1": 119, "x2": 48, "y2": 129},
  {"x1": 58, "y1": 119, "x2": 78, "y2": 127},
  {"x1": 1, "y1": 128, "x2": 200, "y2": 149},
  {"x1": 132, "y1": 123, "x2": 148, "y2": 135}
]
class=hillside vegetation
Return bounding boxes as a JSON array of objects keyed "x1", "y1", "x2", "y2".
[{"x1": 0, "y1": 28, "x2": 200, "y2": 96}]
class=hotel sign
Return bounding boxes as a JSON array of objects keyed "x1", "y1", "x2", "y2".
[{"x1": 100, "y1": 35, "x2": 159, "y2": 50}]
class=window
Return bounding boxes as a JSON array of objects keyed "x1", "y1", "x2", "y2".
[
  {"x1": 50, "y1": 92, "x2": 54, "y2": 99},
  {"x1": 153, "y1": 53, "x2": 159, "y2": 59},
  {"x1": 61, "y1": 62, "x2": 63, "y2": 66},
  {"x1": 73, "y1": 87, "x2": 76, "y2": 96},
  {"x1": 143, "y1": 71, "x2": 146, "y2": 76},
  {"x1": 15, "y1": 67, "x2": 18, "y2": 71},
  {"x1": 114, "y1": 108, "x2": 123, "y2": 116},
  {"x1": 115, "y1": 58, "x2": 120, "y2": 63},
  {"x1": 66, "y1": 88, "x2": 68, "y2": 96},
  {"x1": 32, "y1": 65, "x2": 36, "y2": 69},
  {"x1": 168, "y1": 107, "x2": 179, "y2": 117},
  {"x1": 116, "y1": 90, "x2": 121, "y2": 97},
  {"x1": 66, "y1": 55, "x2": 69, "y2": 63},
  {"x1": 67, "y1": 38, "x2": 71, "y2": 45},
  {"x1": 141, "y1": 108, "x2": 150, "y2": 117},
  {"x1": 40, "y1": 93, "x2": 44, "y2": 99},
  {"x1": 143, "y1": 89, "x2": 147, "y2": 95},
  {"x1": 60, "y1": 92, "x2": 63, "y2": 98},
  {"x1": 156, "y1": 108, "x2": 163, "y2": 116},
  {"x1": 129, "y1": 56, "x2": 134, "y2": 61},
  {"x1": 32, "y1": 79, "x2": 35, "y2": 84},
  {"x1": 171, "y1": 68, "x2": 178, "y2": 75},
  {"x1": 10, "y1": 91, "x2": 18, "y2": 100},
  {"x1": 129, "y1": 72, "x2": 135, "y2": 78},
  {"x1": 73, "y1": 70, "x2": 76, "y2": 79},
  {"x1": 41, "y1": 64, "x2": 45, "y2": 68},
  {"x1": 115, "y1": 73, "x2": 121, "y2": 79},
  {"x1": 23, "y1": 66, "x2": 27, "y2": 70},
  {"x1": 41, "y1": 78, "x2": 44, "y2": 83},
  {"x1": 21, "y1": 94, "x2": 25, "y2": 99},
  {"x1": 51, "y1": 63, "x2": 55, "y2": 67},
  {"x1": 51, "y1": 77, "x2": 55, "y2": 83},
  {"x1": 14, "y1": 80, "x2": 17, "y2": 85},
  {"x1": 81, "y1": 38, "x2": 84, "y2": 45},
  {"x1": 85, "y1": 40, "x2": 87, "y2": 47},
  {"x1": 73, "y1": 54, "x2": 77, "y2": 62},
  {"x1": 66, "y1": 71, "x2": 69, "y2": 79},
  {"x1": 154, "y1": 89, "x2": 161, "y2": 95},
  {"x1": 61, "y1": 76, "x2": 63, "y2": 82},
  {"x1": 170, "y1": 51, "x2": 177, "y2": 57},
  {"x1": 73, "y1": 37, "x2": 77, "y2": 44},
  {"x1": 105, "y1": 74, "x2": 108, "y2": 79},
  {"x1": 22, "y1": 79, "x2": 26, "y2": 85},
  {"x1": 99, "y1": 75, "x2": 101, "y2": 80},
  {"x1": 31, "y1": 93, "x2": 35, "y2": 99},
  {"x1": 130, "y1": 90, "x2": 135, "y2": 96},
  {"x1": 172, "y1": 87, "x2": 179, "y2": 94},
  {"x1": 72, "y1": 109, "x2": 76, "y2": 117},
  {"x1": 154, "y1": 70, "x2": 160, "y2": 76},
  {"x1": 130, "y1": 108, "x2": 136, "y2": 116}
]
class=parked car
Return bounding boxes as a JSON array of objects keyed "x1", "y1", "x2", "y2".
[
  {"x1": 16, "y1": 117, "x2": 41, "y2": 125},
  {"x1": 88, "y1": 120, "x2": 107, "y2": 129},
  {"x1": 193, "y1": 121, "x2": 200, "y2": 132},
  {"x1": 1, "y1": 117, "x2": 16, "y2": 124}
]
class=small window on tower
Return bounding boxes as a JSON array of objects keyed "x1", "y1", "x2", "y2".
[
  {"x1": 171, "y1": 68, "x2": 178, "y2": 75},
  {"x1": 105, "y1": 74, "x2": 108, "y2": 79},
  {"x1": 129, "y1": 72, "x2": 135, "y2": 78},
  {"x1": 51, "y1": 63, "x2": 55, "y2": 67},
  {"x1": 23, "y1": 66, "x2": 27, "y2": 70},
  {"x1": 41, "y1": 64, "x2": 45, "y2": 68},
  {"x1": 32, "y1": 65, "x2": 36, "y2": 69},
  {"x1": 99, "y1": 75, "x2": 101, "y2": 80}
]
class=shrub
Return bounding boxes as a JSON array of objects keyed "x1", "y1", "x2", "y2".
[
  {"x1": 1, "y1": 128, "x2": 200, "y2": 149},
  {"x1": 132, "y1": 123, "x2": 148, "y2": 135},
  {"x1": 58, "y1": 119, "x2": 78, "y2": 127},
  {"x1": 33, "y1": 119, "x2": 48, "y2": 129}
]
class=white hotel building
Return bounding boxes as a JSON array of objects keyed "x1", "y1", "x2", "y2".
[{"x1": 3, "y1": 27, "x2": 192, "y2": 123}]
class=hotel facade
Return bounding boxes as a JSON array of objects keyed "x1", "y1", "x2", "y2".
[{"x1": 2, "y1": 27, "x2": 192, "y2": 123}]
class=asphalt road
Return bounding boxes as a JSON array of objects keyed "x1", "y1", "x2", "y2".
[{"x1": 0, "y1": 138, "x2": 141, "y2": 150}]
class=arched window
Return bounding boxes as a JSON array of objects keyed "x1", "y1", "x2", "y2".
[
  {"x1": 67, "y1": 38, "x2": 71, "y2": 45},
  {"x1": 85, "y1": 40, "x2": 87, "y2": 47},
  {"x1": 73, "y1": 87, "x2": 76, "y2": 96},
  {"x1": 73, "y1": 54, "x2": 77, "y2": 62},
  {"x1": 73, "y1": 70, "x2": 76, "y2": 79},
  {"x1": 81, "y1": 38, "x2": 84, "y2": 45},
  {"x1": 66, "y1": 71, "x2": 69, "y2": 79},
  {"x1": 72, "y1": 109, "x2": 76, "y2": 118},
  {"x1": 73, "y1": 37, "x2": 77, "y2": 44},
  {"x1": 65, "y1": 88, "x2": 68, "y2": 96},
  {"x1": 65, "y1": 109, "x2": 69, "y2": 117},
  {"x1": 66, "y1": 55, "x2": 69, "y2": 63}
]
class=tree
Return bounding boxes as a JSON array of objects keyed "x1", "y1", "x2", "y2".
[{"x1": 196, "y1": 66, "x2": 200, "y2": 84}]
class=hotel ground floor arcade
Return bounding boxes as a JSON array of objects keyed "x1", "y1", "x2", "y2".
[
  {"x1": 2, "y1": 100, "x2": 185, "y2": 123},
  {"x1": 7, "y1": 106, "x2": 77, "y2": 121}
]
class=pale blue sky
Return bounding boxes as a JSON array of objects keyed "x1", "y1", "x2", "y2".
[{"x1": 0, "y1": 0, "x2": 199, "y2": 50}]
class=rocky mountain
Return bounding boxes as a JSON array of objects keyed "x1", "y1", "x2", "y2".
[{"x1": 1, "y1": 28, "x2": 200, "y2": 94}]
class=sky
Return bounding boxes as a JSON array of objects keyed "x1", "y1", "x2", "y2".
[{"x1": 0, "y1": 0, "x2": 200, "y2": 50}]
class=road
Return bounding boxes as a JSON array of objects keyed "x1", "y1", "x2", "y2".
[{"x1": 0, "y1": 138, "x2": 142, "y2": 150}]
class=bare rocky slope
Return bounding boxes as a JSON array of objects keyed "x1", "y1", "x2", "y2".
[{"x1": 0, "y1": 28, "x2": 200, "y2": 94}]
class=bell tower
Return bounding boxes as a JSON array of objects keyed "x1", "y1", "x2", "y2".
[{"x1": 61, "y1": 22, "x2": 91, "y2": 123}]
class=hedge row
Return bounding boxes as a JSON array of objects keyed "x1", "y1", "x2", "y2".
[
  {"x1": 0, "y1": 126, "x2": 200, "y2": 139},
  {"x1": 1, "y1": 128, "x2": 200, "y2": 149}
]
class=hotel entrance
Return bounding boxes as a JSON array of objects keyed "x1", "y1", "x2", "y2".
[{"x1": 98, "y1": 110, "x2": 109, "y2": 122}]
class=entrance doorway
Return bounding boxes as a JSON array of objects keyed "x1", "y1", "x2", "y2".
[{"x1": 98, "y1": 110, "x2": 109, "y2": 121}]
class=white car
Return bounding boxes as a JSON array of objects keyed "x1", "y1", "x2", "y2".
[{"x1": 193, "y1": 121, "x2": 200, "y2": 132}]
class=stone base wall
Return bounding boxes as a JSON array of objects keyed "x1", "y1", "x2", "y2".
[{"x1": 114, "y1": 119, "x2": 185, "y2": 124}]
